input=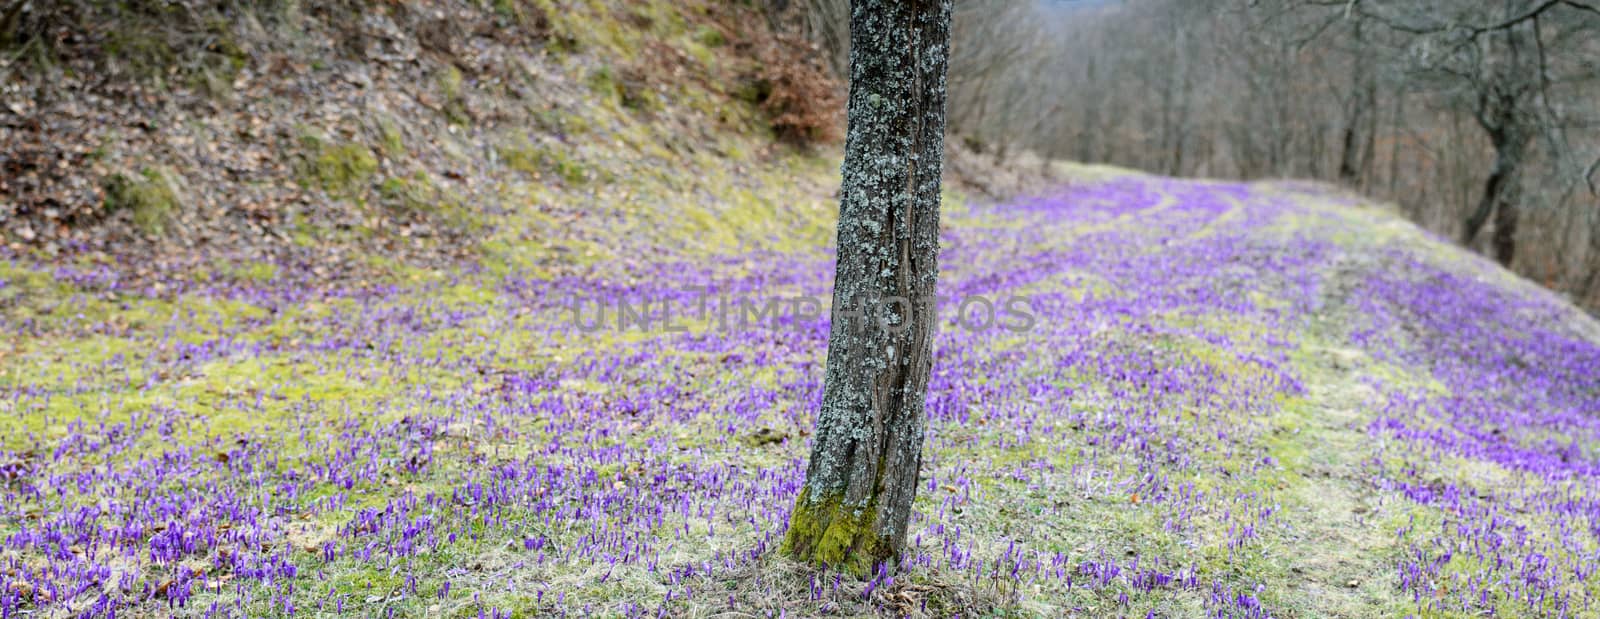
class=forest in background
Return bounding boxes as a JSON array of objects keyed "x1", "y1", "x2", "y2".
[{"x1": 792, "y1": 0, "x2": 1600, "y2": 311}]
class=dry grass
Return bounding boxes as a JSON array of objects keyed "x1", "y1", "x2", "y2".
[{"x1": 674, "y1": 553, "x2": 1004, "y2": 618}]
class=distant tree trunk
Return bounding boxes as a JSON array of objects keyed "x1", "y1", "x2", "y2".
[
  {"x1": 1388, "y1": 89, "x2": 1404, "y2": 197},
  {"x1": 1337, "y1": 19, "x2": 1372, "y2": 185},
  {"x1": 1463, "y1": 117, "x2": 1528, "y2": 267},
  {"x1": 1584, "y1": 206, "x2": 1600, "y2": 310},
  {"x1": 1079, "y1": 57, "x2": 1099, "y2": 162},
  {"x1": 782, "y1": 0, "x2": 951, "y2": 575},
  {"x1": 804, "y1": 0, "x2": 851, "y2": 78},
  {"x1": 1337, "y1": 118, "x2": 1360, "y2": 183},
  {"x1": 1167, "y1": 21, "x2": 1192, "y2": 177},
  {"x1": 1490, "y1": 178, "x2": 1520, "y2": 266},
  {"x1": 1464, "y1": 154, "x2": 1508, "y2": 247},
  {"x1": 1358, "y1": 82, "x2": 1378, "y2": 193}
]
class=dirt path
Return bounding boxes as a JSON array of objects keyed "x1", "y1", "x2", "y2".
[
  {"x1": 1277, "y1": 336, "x2": 1404, "y2": 617},
  {"x1": 1266, "y1": 246, "x2": 1416, "y2": 617}
]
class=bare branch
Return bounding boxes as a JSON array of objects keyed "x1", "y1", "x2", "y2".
[
  {"x1": 1558, "y1": 1, "x2": 1600, "y2": 18},
  {"x1": 1471, "y1": 1, "x2": 1561, "y2": 35}
]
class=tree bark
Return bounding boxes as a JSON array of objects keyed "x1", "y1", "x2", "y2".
[
  {"x1": 1388, "y1": 88, "x2": 1404, "y2": 197},
  {"x1": 1490, "y1": 184, "x2": 1520, "y2": 267},
  {"x1": 1463, "y1": 116, "x2": 1528, "y2": 268},
  {"x1": 1463, "y1": 150, "x2": 1512, "y2": 247},
  {"x1": 1338, "y1": 18, "x2": 1373, "y2": 186},
  {"x1": 1079, "y1": 57, "x2": 1099, "y2": 162},
  {"x1": 1167, "y1": 19, "x2": 1191, "y2": 177},
  {"x1": 783, "y1": 0, "x2": 950, "y2": 575},
  {"x1": 805, "y1": 0, "x2": 852, "y2": 80},
  {"x1": 1583, "y1": 206, "x2": 1600, "y2": 311}
]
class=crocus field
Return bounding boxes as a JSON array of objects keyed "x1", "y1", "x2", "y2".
[{"x1": 2, "y1": 173, "x2": 1598, "y2": 617}]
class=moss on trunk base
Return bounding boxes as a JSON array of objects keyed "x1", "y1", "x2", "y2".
[{"x1": 781, "y1": 487, "x2": 888, "y2": 576}]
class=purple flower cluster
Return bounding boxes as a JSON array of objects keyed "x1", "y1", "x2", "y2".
[
  {"x1": 2, "y1": 177, "x2": 1593, "y2": 617},
  {"x1": 1350, "y1": 251, "x2": 1600, "y2": 616}
]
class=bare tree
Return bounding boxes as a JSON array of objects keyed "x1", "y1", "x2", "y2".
[
  {"x1": 946, "y1": 0, "x2": 1043, "y2": 156},
  {"x1": 1337, "y1": 18, "x2": 1379, "y2": 186},
  {"x1": 783, "y1": 0, "x2": 952, "y2": 573},
  {"x1": 1319, "y1": 0, "x2": 1600, "y2": 265}
]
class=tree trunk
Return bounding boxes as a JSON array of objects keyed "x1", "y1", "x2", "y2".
[
  {"x1": 1463, "y1": 155, "x2": 1510, "y2": 246},
  {"x1": 1338, "y1": 19, "x2": 1372, "y2": 185},
  {"x1": 1388, "y1": 89, "x2": 1404, "y2": 197},
  {"x1": 1491, "y1": 186, "x2": 1519, "y2": 267},
  {"x1": 1337, "y1": 98, "x2": 1367, "y2": 184},
  {"x1": 1583, "y1": 207, "x2": 1600, "y2": 312},
  {"x1": 1168, "y1": 20, "x2": 1191, "y2": 177},
  {"x1": 783, "y1": 0, "x2": 950, "y2": 575},
  {"x1": 1463, "y1": 125, "x2": 1525, "y2": 268},
  {"x1": 1079, "y1": 57, "x2": 1099, "y2": 162},
  {"x1": 805, "y1": 0, "x2": 851, "y2": 79}
]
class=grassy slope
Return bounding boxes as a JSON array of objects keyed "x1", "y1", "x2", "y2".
[{"x1": 4, "y1": 3, "x2": 1600, "y2": 619}]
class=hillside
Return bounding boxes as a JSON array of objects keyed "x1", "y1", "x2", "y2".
[
  {"x1": 4, "y1": 1, "x2": 1600, "y2": 618},
  {"x1": 2, "y1": 0, "x2": 882, "y2": 283}
]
